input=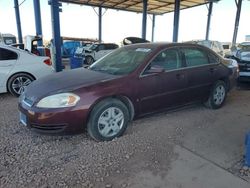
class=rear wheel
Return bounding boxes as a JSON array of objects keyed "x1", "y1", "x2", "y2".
[
  {"x1": 7, "y1": 73, "x2": 34, "y2": 97},
  {"x1": 87, "y1": 98, "x2": 130, "y2": 141},
  {"x1": 205, "y1": 80, "x2": 227, "y2": 109}
]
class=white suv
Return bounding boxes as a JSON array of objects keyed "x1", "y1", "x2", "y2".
[{"x1": 84, "y1": 43, "x2": 119, "y2": 64}]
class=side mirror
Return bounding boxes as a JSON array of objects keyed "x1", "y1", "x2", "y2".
[{"x1": 146, "y1": 65, "x2": 165, "y2": 74}]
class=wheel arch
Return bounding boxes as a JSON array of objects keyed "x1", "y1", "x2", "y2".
[
  {"x1": 87, "y1": 95, "x2": 135, "y2": 124},
  {"x1": 85, "y1": 55, "x2": 95, "y2": 64},
  {"x1": 218, "y1": 76, "x2": 230, "y2": 91},
  {"x1": 6, "y1": 72, "x2": 36, "y2": 92}
]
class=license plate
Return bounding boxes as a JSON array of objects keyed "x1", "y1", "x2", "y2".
[{"x1": 19, "y1": 112, "x2": 27, "y2": 126}]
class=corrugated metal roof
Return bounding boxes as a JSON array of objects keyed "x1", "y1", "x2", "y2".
[{"x1": 59, "y1": 0, "x2": 210, "y2": 15}]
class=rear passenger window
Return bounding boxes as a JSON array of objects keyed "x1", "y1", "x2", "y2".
[
  {"x1": 183, "y1": 49, "x2": 209, "y2": 67},
  {"x1": 0, "y1": 48, "x2": 18, "y2": 60}
]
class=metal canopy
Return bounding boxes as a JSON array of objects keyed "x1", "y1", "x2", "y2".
[{"x1": 59, "y1": 0, "x2": 208, "y2": 15}]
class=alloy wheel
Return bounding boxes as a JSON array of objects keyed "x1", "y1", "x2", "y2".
[
  {"x1": 213, "y1": 85, "x2": 225, "y2": 105},
  {"x1": 11, "y1": 76, "x2": 32, "y2": 95},
  {"x1": 97, "y1": 107, "x2": 124, "y2": 138}
]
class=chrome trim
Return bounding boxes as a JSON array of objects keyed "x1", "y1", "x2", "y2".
[{"x1": 139, "y1": 63, "x2": 220, "y2": 78}]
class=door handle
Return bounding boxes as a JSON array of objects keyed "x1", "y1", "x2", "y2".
[{"x1": 176, "y1": 73, "x2": 185, "y2": 80}]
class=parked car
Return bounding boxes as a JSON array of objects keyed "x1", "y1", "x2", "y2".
[
  {"x1": 122, "y1": 36, "x2": 149, "y2": 45},
  {"x1": 0, "y1": 44, "x2": 53, "y2": 96},
  {"x1": 221, "y1": 42, "x2": 232, "y2": 57},
  {"x1": 229, "y1": 42, "x2": 250, "y2": 82},
  {"x1": 186, "y1": 40, "x2": 225, "y2": 57},
  {"x1": 19, "y1": 43, "x2": 238, "y2": 141},
  {"x1": 84, "y1": 43, "x2": 119, "y2": 64}
]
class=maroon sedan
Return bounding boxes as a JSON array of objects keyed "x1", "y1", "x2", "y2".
[{"x1": 19, "y1": 43, "x2": 238, "y2": 141}]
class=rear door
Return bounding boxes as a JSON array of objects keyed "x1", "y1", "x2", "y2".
[
  {"x1": 181, "y1": 47, "x2": 219, "y2": 101},
  {"x1": 138, "y1": 48, "x2": 188, "y2": 114},
  {"x1": 0, "y1": 47, "x2": 18, "y2": 89}
]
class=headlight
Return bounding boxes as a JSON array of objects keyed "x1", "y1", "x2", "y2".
[{"x1": 36, "y1": 93, "x2": 80, "y2": 108}]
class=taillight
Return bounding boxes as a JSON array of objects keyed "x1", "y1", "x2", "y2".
[
  {"x1": 45, "y1": 48, "x2": 51, "y2": 58},
  {"x1": 44, "y1": 59, "x2": 52, "y2": 66}
]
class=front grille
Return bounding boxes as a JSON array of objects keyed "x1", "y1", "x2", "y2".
[{"x1": 238, "y1": 60, "x2": 250, "y2": 72}]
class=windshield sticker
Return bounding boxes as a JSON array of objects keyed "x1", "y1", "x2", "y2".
[{"x1": 135, "y1": 48, "x2": 151, "y2": 53}]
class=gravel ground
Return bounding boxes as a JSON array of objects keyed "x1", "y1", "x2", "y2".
[{"x1": 0, "y1": 85, "x2": 250, "y2": 187}]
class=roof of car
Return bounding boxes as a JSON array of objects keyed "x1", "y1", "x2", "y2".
[
  {"x1": 123, "y1": 42, "x2": 210, "y2": 49},
  {"x1": 0, "y1": 43, "x2": 15, "y2": 50}
]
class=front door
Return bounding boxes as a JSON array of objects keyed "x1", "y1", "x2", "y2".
[{"x1": 138, "y1": 48, "x2": 188, "y2": 115}]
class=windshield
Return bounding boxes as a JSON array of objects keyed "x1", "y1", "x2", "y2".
[
  {"x1": 90, "y1": 44, "x2": 98, "y2": 51},
  {"x1": 89, "y1": 47, "x2": 153, "y2": 75}
]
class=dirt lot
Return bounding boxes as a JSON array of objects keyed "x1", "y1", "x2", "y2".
[{"x1": 0, "y1": 84, "x2": 250, "y2": 188}]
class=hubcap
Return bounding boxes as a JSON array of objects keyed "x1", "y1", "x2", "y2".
[
  {"x1": 213, "y1": 85, "x2": 225, "y2": 105},
  {"x1": 98, "y1": 107, "x2": 124, "y2": 138},
  {"x1": 12, "y1": 77, "x2": 32, "y2": 95}
]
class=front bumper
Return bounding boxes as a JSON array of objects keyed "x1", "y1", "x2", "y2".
[{"x1": 18, "y1": 102, "x2": 89, "y2": 134}]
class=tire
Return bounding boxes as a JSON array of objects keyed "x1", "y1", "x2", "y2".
[
  {"x1": 7, "y1": 73, "x2": 34, "y2": 97},
  {"x1": 205, "y1": 80, "x2": 227, "y2": 109},
  {"x1": 85, "y1": 56, "x2": 94, "y2": 65},
  {"x1": 87, "y1": 98, "x2": 130, "y2": 141}
]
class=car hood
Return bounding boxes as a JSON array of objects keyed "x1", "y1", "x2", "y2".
[
  {"x1": 24, "y1": 68, "x2": 118, "y2": 101},
  {"x1": 238, "y1": 50, "x2": 250, "y2": 62}
]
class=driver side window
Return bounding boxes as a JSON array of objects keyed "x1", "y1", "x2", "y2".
[{"x1": 144, "y1": 49, "x2": 181, "y2": 74}]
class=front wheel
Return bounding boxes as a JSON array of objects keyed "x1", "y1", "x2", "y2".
[
  {"x1": 205, "y1": 80, "x2": 227, "y2": 109},
  {"x1": 7, "y1": 73, "x2": 34, "y2": 97},
  {"x1": 87, "y1": 99, "x2": 130, "y2": 141}
]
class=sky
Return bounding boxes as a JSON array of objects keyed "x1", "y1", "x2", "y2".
[{"x1": 0, "y1": 0, "x2": 249, "y2": 44}]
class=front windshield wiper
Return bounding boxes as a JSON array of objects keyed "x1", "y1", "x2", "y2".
[
  {"x1": 89, "y1": 67, "x2": 110, "y2": 73},
  {"x1": 91, "y1": 67, "x2": 120, "y2": 75}
]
